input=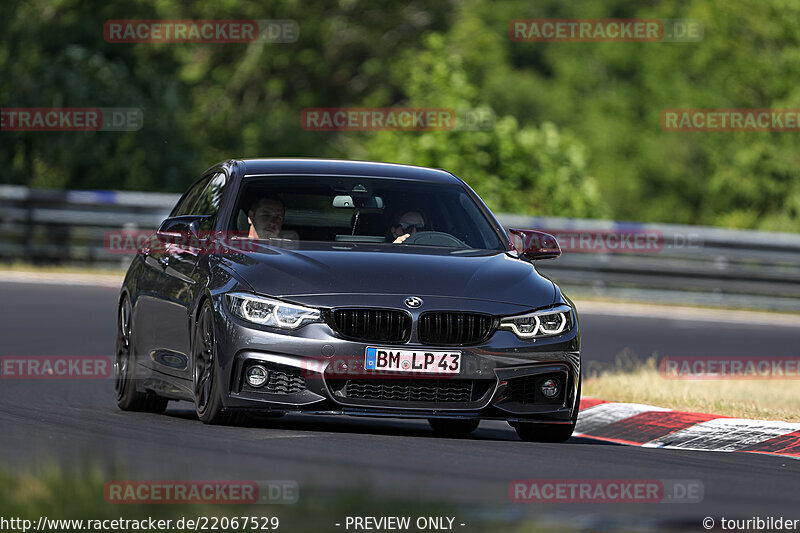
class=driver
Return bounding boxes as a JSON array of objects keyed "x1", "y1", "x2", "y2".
[
  {"x1": 390, "y1": 211, "x2": 426, "y2": 244},
  {"x1": 247, "y1": 195, "x2": 285, "y2": 239}
]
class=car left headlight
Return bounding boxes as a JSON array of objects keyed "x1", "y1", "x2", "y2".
[
  {"x1": 499, "y1": 305, "x2": 573, "y2": 339},
  {"x1": 226, "y1": 292, "x2": 321, "y2": 329}
]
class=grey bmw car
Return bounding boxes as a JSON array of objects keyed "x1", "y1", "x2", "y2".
[{"x1": 115, "y1": 159, "x2": 580, "y2": 442}]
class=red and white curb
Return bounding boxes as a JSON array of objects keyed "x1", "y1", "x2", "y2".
[{"x1": 576, "y1": 398, "x2": 800, "y2": 459}]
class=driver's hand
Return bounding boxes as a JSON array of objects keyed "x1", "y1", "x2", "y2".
[{"x1": 393, "y1": 233, "x2": 411, "y2": 244}]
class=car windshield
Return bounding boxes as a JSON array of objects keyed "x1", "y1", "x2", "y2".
[{"x1": 230, "y1": 176, "x2": 506, "y2": 251}]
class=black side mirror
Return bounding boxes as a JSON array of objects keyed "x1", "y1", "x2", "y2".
[
  {"x1": 507, "y1": 228, "x2": 562, "y2": 260},
  {"x1": 157, "y1": 215, "x2": 211, "y2": 239}
]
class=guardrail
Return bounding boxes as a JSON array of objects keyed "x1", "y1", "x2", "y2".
[
  {"x1": 500, "y1": 214, "x2": 800, "y2": 311},
  {"x1": 2, "y1": 185, "x2": 799, "y2": 311},
  {"x1": 0, "y1": 185, "x2": 175, "y2": 268}
]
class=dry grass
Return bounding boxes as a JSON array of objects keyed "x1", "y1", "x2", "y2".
[{"x1": 583, "y1": 355, "x2": 800, "y2": 422}]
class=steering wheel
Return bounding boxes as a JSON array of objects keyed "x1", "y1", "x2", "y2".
[{"x1": 401, "y1": 231, "x2": 469, "y2": 248}]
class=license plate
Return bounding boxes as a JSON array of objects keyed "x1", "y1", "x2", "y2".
[{"x1": 364, "y1": 347, "x2": 461, "y2": 374}]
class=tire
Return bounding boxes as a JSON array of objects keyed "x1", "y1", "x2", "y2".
[
  {"x1": 428, "y1": 418, "x2": 480, "y2": 436},
  {"x1": 192, "y1": 301, "x2": 235, "y2": 424},
  {"x1": 512, "y1": 376, "x2": 581, "y2": 443},
  {"x1": 114, "y1": 296, "x2": 168, "y2": 413}
]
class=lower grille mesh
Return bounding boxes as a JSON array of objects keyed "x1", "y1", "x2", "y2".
[
  {"x1": 504, "y1": 376, "x2": 538, "y2": 404},
  {"x1": 343, "y1": 379, "x2": 475, "y2": 403}
]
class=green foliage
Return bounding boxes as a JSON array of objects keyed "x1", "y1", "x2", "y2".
[
  {"x1": 357, "y1": 32, "x2": 604, "y2": 217},
  {"x1": 1, "y1": 0, "x2": 799, "y2": 229}
]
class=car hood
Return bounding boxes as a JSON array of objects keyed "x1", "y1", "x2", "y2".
[{"x1": 221, "y1": 242, "x2": 555, "y2": 310}]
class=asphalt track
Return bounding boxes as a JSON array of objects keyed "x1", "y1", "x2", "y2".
[{"x1": 1, "y1": 281, "x2": 798, "y2": 530}]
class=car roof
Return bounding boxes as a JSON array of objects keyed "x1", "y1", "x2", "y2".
[{"x1": 236, "y1": 158, "x2": 461, "y2": 184}]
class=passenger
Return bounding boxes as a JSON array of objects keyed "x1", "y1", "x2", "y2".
[{"x1": 390, "y1": 211, "x2": 426, "y2": 244}]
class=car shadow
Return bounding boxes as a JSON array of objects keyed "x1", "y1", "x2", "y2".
[{"x1": 162, "y1": 407, "x2": 625, "y2": 446}]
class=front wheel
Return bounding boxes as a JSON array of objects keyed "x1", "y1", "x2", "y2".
[
  {"x1": 192, "y1": 301, "x2": 234, "y2": 424},
  {"x1": 428, "y1": 418, "x2": 480, "y2": 436}
]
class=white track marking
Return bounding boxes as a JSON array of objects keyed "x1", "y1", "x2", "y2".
[
  {"x1": 643, "y1": 418, "x2": 800, "y2": 452},
  {"x1": 575, "y1": 402, "x2": 671, "y2": 435}
]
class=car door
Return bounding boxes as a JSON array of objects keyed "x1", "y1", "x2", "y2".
[{"x1": 134, "y1": 172, "x2": 227, "y2": 381}]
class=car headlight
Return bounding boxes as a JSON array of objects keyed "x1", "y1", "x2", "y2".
[
  {"x1": 226, "y1": 292, "x2": 321, "y2": 329},
  {"x1": 499, "y1": 305, "x2": 573, "y2": 339}
]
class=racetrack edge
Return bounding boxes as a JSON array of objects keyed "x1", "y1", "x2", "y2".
[{"x1": 577, "y1": 397, "x2": 800, "y2": 459}]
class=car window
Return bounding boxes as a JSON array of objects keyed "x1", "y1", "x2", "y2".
[
  {"x1": 231, "y1": 176, "x2": 505, "y2": 250},
  {"x1": 191, "y1": 172, "x2": 227, "y2": 217},
  {"x1": 171, "y1": 174, "x2": 213, "y2": 217},
  {"x1": 170, "y1": 172, "x2": 227, "y2": 233}
]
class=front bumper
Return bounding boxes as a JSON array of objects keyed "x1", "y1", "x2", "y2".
[{"x1": 215, "y1": 301, "x2": 581, "y2": 424}]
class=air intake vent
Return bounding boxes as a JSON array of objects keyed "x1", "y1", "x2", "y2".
[
  {"x1": 330, "y1": 309, "x2": 411, "y2": 343},
  {"x1": 504, "y1": 374, "x2": 566, "y2": 405},
  {"x1": 418, "y1": 312, "x2": 496, "y2": 345},
  {"x1": 344, "y1": 379, "x2": 477, "y2": 403}
]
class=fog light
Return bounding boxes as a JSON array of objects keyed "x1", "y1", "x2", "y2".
[
  {"x1": 246, "y1": 365, "x2": 269, "y2": 388},
  {"x1": 541, "y1": 378, "x2": 559, "y2": 398}
]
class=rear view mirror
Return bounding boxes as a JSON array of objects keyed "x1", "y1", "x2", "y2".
[
  {"x1": 333, "y1": 195, "x2": 384, "y2": 209},
  {"x1": 507, "y1": 228, "x2": 561, "y2": 260},
  {"x1": 333, "y1": 195, "x2": 355, "y2": 208}
]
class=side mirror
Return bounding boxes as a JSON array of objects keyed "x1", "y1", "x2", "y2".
[
  {"x1": 157, "y1": 215, "x2": 211, "y2": 239},
  {"x1": 507, "y1": 228, "x2": 561, "y2": 260}
]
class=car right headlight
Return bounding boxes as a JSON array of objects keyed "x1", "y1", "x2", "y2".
[
  {"x1": 226, "y1": 292, "x2": 321, "y2": 330},
  {"x1": 499, "y1": 305, "x2": 573, "y2": 339}
]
